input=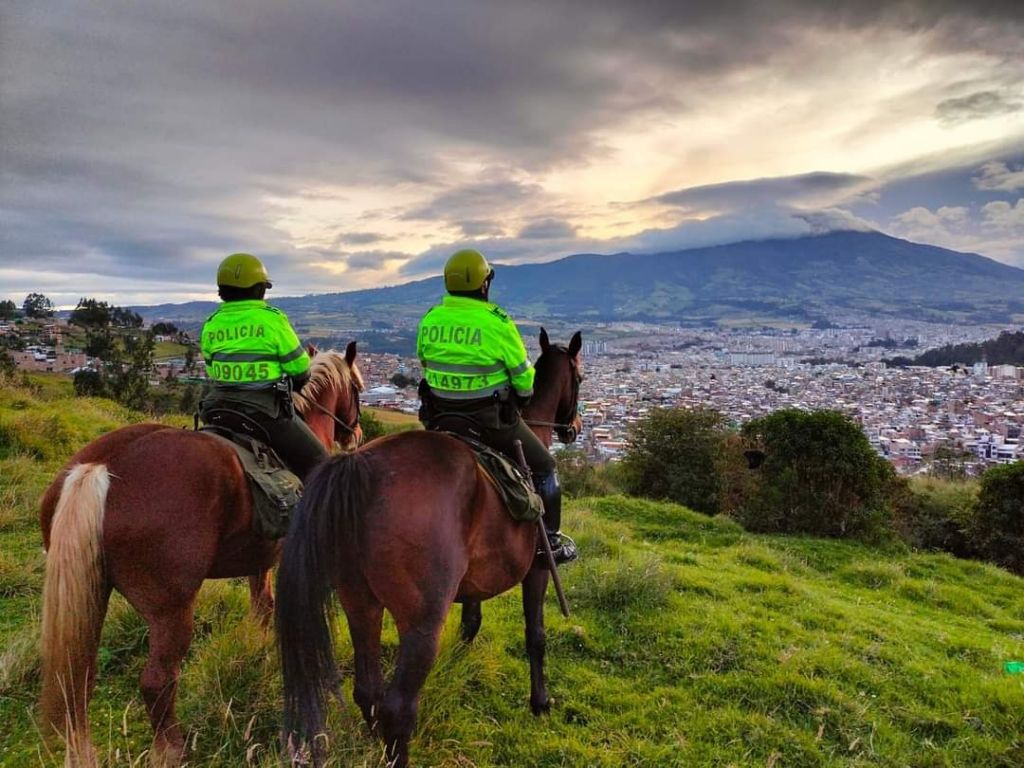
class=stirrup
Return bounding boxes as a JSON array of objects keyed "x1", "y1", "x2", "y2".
[{"x1": 539, "y1": 531, "x2": 579, "y2": 565}]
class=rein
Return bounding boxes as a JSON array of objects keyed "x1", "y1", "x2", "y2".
[
  {"x1": 308, "y1": 392, "x2": 360, "y2": 437},
  {"x1": 524, "y1": 346, "x2": 583, "y2": 441}
]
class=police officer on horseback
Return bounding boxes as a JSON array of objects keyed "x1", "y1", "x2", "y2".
[
  {"x1": 198, "y1": 253, "x2": 328, "y2": 480},
  {"x1": 417, "y1": 249, "x2": 578, "y2": 564}
]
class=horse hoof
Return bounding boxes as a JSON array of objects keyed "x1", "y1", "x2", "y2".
[{"x1": 530, "y1": 697, "x2": 551, "y2": 716}]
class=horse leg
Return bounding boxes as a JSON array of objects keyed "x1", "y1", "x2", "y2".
[
  {"x1": 459, "y1": 600, "x2": 482, "y2": 643},
  {"x1": 338, "y1": 590, "x2": 384, "y2": 733},
  {"x1": 247, "y1": 569, "x2": 274, "y2": 629},
  {"x1": 522, "y1": 561, "x2": 551, "y2": 715},
  {"x1": 139, "y1": 604, "x2": 194, "y2": 768},
  {"x1": 379, "y1": 620, "x2": 446, "y2": 768}
]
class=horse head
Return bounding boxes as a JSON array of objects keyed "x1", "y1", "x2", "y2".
[
  {"x1": 528, "y1": 328, "x2": 584, "y2": 445},
  {"x1": 294, "y1": 342, "x2": 364, "y2": 450}
]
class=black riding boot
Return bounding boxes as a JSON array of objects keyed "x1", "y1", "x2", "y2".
[{"x1": 534, "y1": 471, "x2": 578, "y2": 565}]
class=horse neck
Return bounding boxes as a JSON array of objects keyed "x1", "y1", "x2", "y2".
[
  {"x1": 303, "y1": 388, "x2": 339, "y2": 449},
  {"x1": 524, "y1": 380, "x2": 562, "y2": 448}
]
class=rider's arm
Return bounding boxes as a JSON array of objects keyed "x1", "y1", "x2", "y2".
[
  {"x1": 497, "y1": 317, "x2": 534, "y2": 403},
  {"x1": 274, "y1": 312, "x2": 311, "y2": 390}
]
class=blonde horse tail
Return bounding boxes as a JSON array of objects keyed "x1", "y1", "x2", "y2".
[{"x1": 39, "y1": 463, "x2": 110, "y2": 765}]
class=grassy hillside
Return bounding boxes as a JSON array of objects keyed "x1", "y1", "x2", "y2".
[{"x1": 2, "y1": 377, "x2": 1024, "y2": 766}]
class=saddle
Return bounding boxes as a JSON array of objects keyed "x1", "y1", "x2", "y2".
[
  {"x1": 439, "y1": 429, "x2": 544, "y2": 523},
  {"x1": 198, "y1": 415, "x2": 302, "y2": 540}
]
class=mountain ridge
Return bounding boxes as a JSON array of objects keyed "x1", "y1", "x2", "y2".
[{"x1": 137, "y1": 231, "x2": 1024, "y2": 327}]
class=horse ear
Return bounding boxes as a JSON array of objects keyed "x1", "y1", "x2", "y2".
[
  {"x1": 345, "y1": 340, "x2": 358, "y2": 366},
  {"x1": 568, "y1": 331, "x2": 582, "y2": 358},
  {"x1": 539, "y1": 327, "x2": 550, "y2": 352},
  {"x1": 307, "y1": 343, "x2": 318, "y2": 357}
]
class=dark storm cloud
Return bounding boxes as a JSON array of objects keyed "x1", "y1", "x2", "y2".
[
  {"x1": 517, "y1": 218, "x2": 578, "y2": 239},
  {"x1": 342, "y1": 251, "x2": 411, "y2": 271},
  {"x1": 2, "y1": 0, "x2": 1024, "y2": 299},
  {"x1": 336, "y1": 232, "x2": 390, "y2": 246},
  {"x1": 936, "y1": 91, "x2": 1023, "y2": 125},
  {"x1": 402, "y1": 179, "x2": 545, "y2": 222},
  {"x1": 651, "y1": 173, "x2": 872, "y2": 213},
  {"x1": 459, "y1": 220, "x2": 507, "y2": 237}
]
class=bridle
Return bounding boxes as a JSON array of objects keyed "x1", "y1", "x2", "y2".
[
  {"x1": 309, "y1": 380, "x2": 362, "y2": 444},
  {"x1": 524, "y1": 345, "x2": 584, "y2": 444}
]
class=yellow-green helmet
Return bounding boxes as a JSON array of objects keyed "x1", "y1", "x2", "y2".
[
  {"x1": 444, "y1": 249, "x2": 493, "y2": 292},
  {"x1": 216, "y1": 253, "x2": 272, "y2": 288}
]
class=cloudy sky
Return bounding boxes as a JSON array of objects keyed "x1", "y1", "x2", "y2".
[{"x1": 2, "y1": 0, "x2": 1023, "y2": 306}]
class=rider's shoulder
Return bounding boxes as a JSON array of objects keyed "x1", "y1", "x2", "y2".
[
  {"x1": 487, "y1": 303, "x2": 510, "y2": 323},
  {"x1": 259, "y1": 303, "x2": 284, "y2": 317}
]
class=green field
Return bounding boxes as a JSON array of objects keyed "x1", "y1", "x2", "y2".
[
  {"x1": 153, "y1": 340, "x2": 189, "y2": 360},
  {"x1": 2, "y1": 375, "x2": 1024, "y2": 766}
]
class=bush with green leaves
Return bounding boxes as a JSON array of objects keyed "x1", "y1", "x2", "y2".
[
  {"x1": 619, "y1": 407, "x2": 726, "y2": 515},
  {"x1": 555, "y1": 447, "x2": 618, "y2": 498},
  {"x1": 971, "y1": 461, "x2": 1024, "y2": 574},
  {"x1": 359, "y1": 409, "x2": 386, "y2": 441},
  {"x1": 738, "y1": 409, "x2": 893, "y2": 540},
  {"x1": 889, "y1": 476, "x2": 978, "y2": 556}
]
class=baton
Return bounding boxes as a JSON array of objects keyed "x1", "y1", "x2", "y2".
[{"x1": 513, "y1": 439, "x2": 570, "y2": 618}]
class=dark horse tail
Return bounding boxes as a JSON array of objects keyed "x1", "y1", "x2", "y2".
[{"x1": 277, "y1": 452, "x2": 370, "y2": 760}]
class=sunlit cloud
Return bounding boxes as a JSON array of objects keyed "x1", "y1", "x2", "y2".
[{"x1": 2, "y1": 1, "x2": 1023, "y2": 304}]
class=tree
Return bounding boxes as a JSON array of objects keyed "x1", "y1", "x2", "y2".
[
  {"x1": 0, "y1": 299, "x2": 17, "y2": 320},
  {"x1": 183, "y1": 344, "x2": 198, "y2": 375},
  {"x1": 111, "y1": 306, "x2": 143, "y2": 328},
  {"x1": 151, "y1": 322, "x2": 178, "y2": 336},
  {"x1": 23, "y1": 292, "x2": 54, "y2": 318},
  {"x1": 931, "y1": 446, "x2": 973, "y2": 481},
  {"x1": 70, "y1": 298, "x2": 112, "y2": 328},
  {"x1": 0, "y1": 349, "x2": 16, "y2": 378},
  {"x1": 73, "y1": 369, "x2": 108, "y2": 398},
  {"x1": 390, "y1": 372, "x2": 415, "y2": 389},
  {"x1": 619, "y1": 407, "x2": 726, "y2": 515},
  {"x1": 738, "y1": 409, "x2": 893, "y2": 539},
  {"x1": 109, "y1": 328, "x2": 155, "y2": 410},
  {"x1": 971, "y1": 462, "x2": 1024, "y2": 575}
]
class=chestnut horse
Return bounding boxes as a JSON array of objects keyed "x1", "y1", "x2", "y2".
[
  {"x1": 38, "y1": 345, "x2": 363, "y2": 768},
  {"x1": 277, "y1": 329, "x2": 583, "y2": 767}
]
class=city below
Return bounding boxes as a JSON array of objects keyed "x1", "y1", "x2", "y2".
[{"x1": 6, "y1": 315, "x2": 1023, "y2": 475}]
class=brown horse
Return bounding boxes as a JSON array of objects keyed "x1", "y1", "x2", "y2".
[
  {"x1": 38, "y1": 345, "x2": 363, "y2": 767},
  {"x1": 277, "y1": 329, "x2": 583, "y2": 767}
]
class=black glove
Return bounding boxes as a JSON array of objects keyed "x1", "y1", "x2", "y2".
[{"x1": 515, "y1": 393, "x2": 532, "y2": 410}]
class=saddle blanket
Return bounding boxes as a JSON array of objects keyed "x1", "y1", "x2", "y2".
[
  {"x1": 201, "y1": 427, "x2": 302, "y2": 539},
  {"x1": 449, "y1": 433, "x2": 544, "y2": 523}
]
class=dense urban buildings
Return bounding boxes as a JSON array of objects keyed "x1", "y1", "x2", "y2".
[{"x1": 5, "y1": 316, "x2": 1022, "y2": 475}]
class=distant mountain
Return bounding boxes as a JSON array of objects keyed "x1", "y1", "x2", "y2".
[{"x1": 139, "y1": 231, "x2": 1024, "y2": 329}]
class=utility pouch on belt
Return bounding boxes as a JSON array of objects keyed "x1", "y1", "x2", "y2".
[{"x1": 275, "y1": 376, "x2": 295, "y2": 418}]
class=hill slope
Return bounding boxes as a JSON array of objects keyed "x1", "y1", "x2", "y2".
[
  {"x1": 2, "y1": 378, "x2": 1024, "y2": 766},
  {"x1": 140, "y1": 231, "x2": 1024, "y2": 327}
]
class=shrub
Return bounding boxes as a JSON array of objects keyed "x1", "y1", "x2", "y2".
[
  {"x1": 360, "y1": 409, "x2": 386, "y2": 441},
  {"x1": 619, "y1": 407, "x2": 727, "y2": 515},
  {"x1": 737, "y1": 409, "x2": 893, "y2": 540},
  {"x1": 971, "y1": 461, "x2": 1024, "y2": 574},
  {"x1": 556, "y1": 447, "x2": 618, "y2": 498},
  {"x1": 890, "y1": 476, "x2": 978, "y2": 556},
  {"x1": 73, "y1": 368, "x2": 108, "y2": 398}
]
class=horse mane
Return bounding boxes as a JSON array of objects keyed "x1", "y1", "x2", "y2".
[{"x1": 292, "y1": 349, "x2": 364, "y2": 416}]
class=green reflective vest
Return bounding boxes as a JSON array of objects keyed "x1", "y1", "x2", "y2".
[
  {"x1": 417, "y1": 295, "x2": 534, "y2": 400},
  {"x1": 200, "y1": 300, "x2": 309, "y2": 389}
]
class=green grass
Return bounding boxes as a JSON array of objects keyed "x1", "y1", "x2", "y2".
[
  {"x1": 2, "y1": 378, "x2": 1024, "y2": 766},
  {"x1": 153, "y1": 341, "x2": 189, "y2": 360},
  {"x1": 363, "y1": 407, "x2": 421, "y2": 430}
]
